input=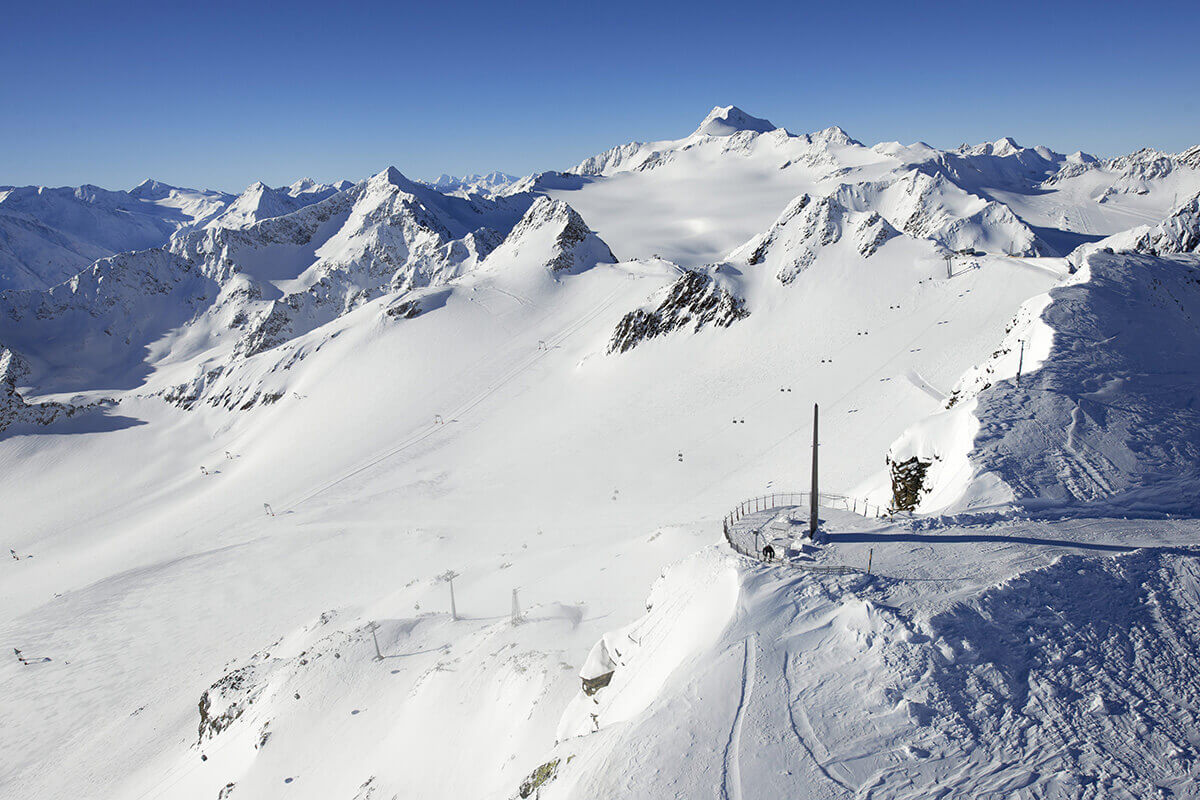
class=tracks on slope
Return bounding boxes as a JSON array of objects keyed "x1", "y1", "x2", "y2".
[
  {"x1": 723, "y1": 634, "x2": 758, "y2": 800},
  {"x1": 285, "y1": 280, "x2": 632, "y2": 511}
]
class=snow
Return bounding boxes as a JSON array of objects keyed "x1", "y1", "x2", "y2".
[
  {"x1": 0, "y1": 181, "x2": 233, "y2": 292},
  {"x1": 3, "y1": 105, "x2": 1200, "y2": 800},
  {"x1": 690, "y1": 104, "x2": 779, "y2": 137}
]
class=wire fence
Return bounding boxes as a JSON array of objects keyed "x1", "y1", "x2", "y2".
[{"x1": 722, "y1": 490, "x2": 888, "y2": 560}]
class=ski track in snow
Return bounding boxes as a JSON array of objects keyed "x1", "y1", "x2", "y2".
[
  {"x1": 723, "y1": 634, "x2": 757, "y2": 800},
  {"x1": 783, "y1": 650, "x2": 857, "y2": 796},
  {"x1": 904, "y1": 370, "x2": 946, "y2": 402}
]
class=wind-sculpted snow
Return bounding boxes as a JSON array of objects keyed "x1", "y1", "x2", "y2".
[
  {"x1": 921, "y1": 250, "x2": 1200, "y2": 516},
  {"x1": 690, "y1": 104, "x2": 779, "y2": 137},
  {"x1": 536, "y1": 540, "x2": 1200, "y2": 800}
]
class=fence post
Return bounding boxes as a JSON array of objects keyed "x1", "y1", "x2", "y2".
[{"x1": 867, "y1": 548, "x2": 874, "y2": 575}]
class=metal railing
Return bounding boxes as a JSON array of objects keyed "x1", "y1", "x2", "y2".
[{"x1": 721, "y1": 490, "x2": 888, "y2": 561}]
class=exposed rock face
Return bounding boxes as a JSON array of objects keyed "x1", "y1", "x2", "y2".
[
  {"x1": 1075, "y1": 192, "x2": 1200, "y2": 266},
  {"x1": 202, "y1": 179, "x2": 343, "y2": 231},
  {"x1": 581, "y1": 670, "x2": 614, "y2": 696},
  {"x1": 197, "y1": 664, "x2": 267, "y2": 743},
  {"x1": 516, "y1": 758, "x2": 561, "y2": 799},
  {"x1": 491, "y1": 196, "x2": 616, "y2": 274},
  {"x1": 889, "y1": 455, "x2": 932, "y2": 512},
  {"x1": 738, "y1": 192, "x2": 903, "y2": 284},
  {"x1": 1125, "y1": 193, "x2": 1200, "y2": 255},
  {"x1": 608, "y1": 270, "x2": 748, "y2": 354},
  {"x1": 0, "y1": 344, "x2": 76, "y2": 433},
  {"x1": 571, "y1": 141, "x2": 651, "y2": 176},
  {"x1": 1047, "y1": 146, "x2": 1200, "y2": 193}
]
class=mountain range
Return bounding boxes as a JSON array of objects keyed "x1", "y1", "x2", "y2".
[{"x1": 4, "y1": 105, "x2": 1200, "y2": 800}]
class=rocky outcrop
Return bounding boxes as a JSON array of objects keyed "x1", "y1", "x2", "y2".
[
  {"x1": 197, "y1": 663, "x2": 269, "y2": 743},
  {"x1": 485, "y1": 196, "x2": 616, "y2": 275},
  {"x1": 735, "y1": 192, "x2": 903, "y2": 284},
  {"x1": 608, "y1": 270, "x2": 747, "y2": 354},
  {"x1": 0, "y1": 344, "x2": 77, "y2": 433},
  {"x1": 889, "y1": 455, "x2": 932, "y2": 512},
  {"x1": 1123, "y1": 193, "x2": 1200, "y2": 255}
]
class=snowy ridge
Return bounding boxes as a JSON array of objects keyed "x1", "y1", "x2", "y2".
[
  {"x1": 690, "y1": 104, "x2": 779, "y2": 137},
  {"x1": 0, "y1": 181, "x2": 233, "y2": 291},
  {"x1": 424, "y1": 171, "x2": 520, "y2": 197},
  {"x1": 882, "y1": 245, "x2": 1200, "y2": 517},
  {"x1": 731, "y1": 192, "x2": 904, "y2": 284},
  {"x1": 607, "y1": 268, "x2": 748, "y2": 353},
  {"x1": 1084, "y1": 191, "x2": 1200, "y2": 257},
  {"x1": 203, "y1": 180, "x2": 348, "y2": 231},
  {"x1": 485, "y1": 196, "x2": 615, "y2": 275}
]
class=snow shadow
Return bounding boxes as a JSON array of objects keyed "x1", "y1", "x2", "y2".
[
  {"x1": 0, "y1": 406, "x2": 146, "y2": 442},
  {"x1": 826, "y1": 530, "x2": 1139, "y2": 553}
]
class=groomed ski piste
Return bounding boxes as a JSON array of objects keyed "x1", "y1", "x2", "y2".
[{"x1": 3, "y1": 106, "x2": 1200, "y2": 799}]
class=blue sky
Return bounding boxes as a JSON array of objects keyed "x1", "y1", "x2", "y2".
[{"x1": 3, "y1": 0, "x2": 1197, "y2": 193}]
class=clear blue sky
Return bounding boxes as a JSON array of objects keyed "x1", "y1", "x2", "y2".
[{"x1": 3, "y1": 0, "x2": 1197, "y2": 193}]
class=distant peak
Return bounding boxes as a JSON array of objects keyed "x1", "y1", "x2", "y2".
[
  {"x1": 128, "y1": 178, "x2": 175, "y2": 198},
  {"x1": 692, "y1": 105, "x2": 777, "y2": 137},
  {"x1": 957, "y1": 136, "x2": 1029, "y2": 158},
  {"x1": 812, "y1": 125, "x2": 857, "y2": 146},
  {"x1": 369, "y1": 166, "x2": 411, "y2": 188},
  {"x1": 993, "y1": 136, "x2": 1021, "y2": 155}
]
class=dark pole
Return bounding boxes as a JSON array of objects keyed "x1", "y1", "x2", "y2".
[{"x1": 809, "y1": 403, "x2": 818, "y2": 539}]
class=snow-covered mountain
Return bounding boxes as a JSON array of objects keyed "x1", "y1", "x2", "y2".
[
  {"x1": 425, "y1": 171, "x2": 520, "y2": 196},
  {"x1": 0, "y1": 180, "x2": 233, "y2": 291},
  {"x1": 5, "y1": 106, "x2": 1200, "y2": 800},
  {"x1": 202, "y1": 179, "x2": 352, "y2": 231}
]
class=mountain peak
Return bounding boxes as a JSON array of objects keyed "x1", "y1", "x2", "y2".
[
  {"x1": 992, "y1": 136, "x2": 1021, "y2": 155},
  {"x1": 692, "y1": 105, "x2": 777, "y2": 137},
  {"x1": 369, "y1": 166, "x2": 412, "y2": 189},
  {"x1": 128, "y1": 178, "x2": 176, "y2": 199}
]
